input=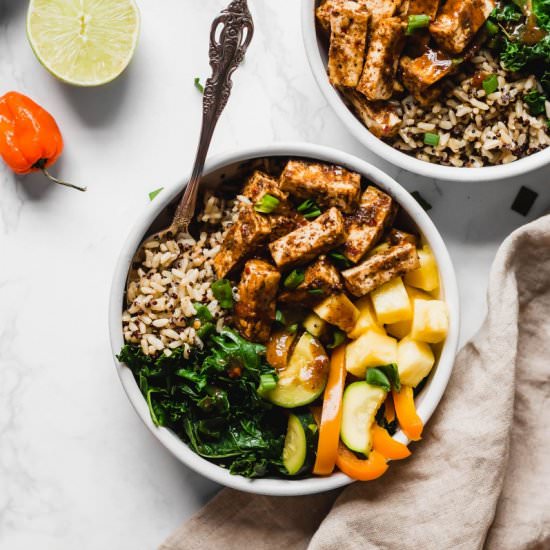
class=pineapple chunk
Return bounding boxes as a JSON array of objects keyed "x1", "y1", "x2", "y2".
[
  {"x1": 346, "y1": 330, "x2": 397, "y2": 378},
  {"x1": 348, "y1": 296, "x2": 385, "y2": 339},
  {"x1": 314, "y1": 293, "x2": 359, "y2": 333},
  {"x1": 371, "y1": 277, "x2": 412, "y2": 325},
  {"x1": 386, "y1": 286, "x2": 432, "y2": 339},
  {"x1": 303, "y1": 312, "x2": 327, "y2": 338},
  {"x1": 410, "y1": 299, "x2": 449, "y2": 343},
  {"x1": 404, "y1": 246, "x2": 439, "y2": 292},
  {"x1": 397, "y1": 337, "x2": 435, "y2": 387}
]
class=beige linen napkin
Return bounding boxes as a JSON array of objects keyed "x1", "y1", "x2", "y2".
[{"x1": 161, "y1": 215, "x2": 550, "y2": 550}]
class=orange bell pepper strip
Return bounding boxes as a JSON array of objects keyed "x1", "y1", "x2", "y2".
[
  {"x1": 371, "y1": 424, "x2": 411, "y2": 460},
  {"x1": 384, "y1": 394, "x2": 396, "y2": 423},
  {"x1": 0, "y1": 91, "x2": 85, "y2": 191},
  {"x1": 313, "y1": 345, "x2": 347, "y2": 475},
  {"x1": 336, "y1": 442, "x2": 388, "y2": 481},
  {"x1": 392, "y1": 386, "x2": 423, "y2": 441}
]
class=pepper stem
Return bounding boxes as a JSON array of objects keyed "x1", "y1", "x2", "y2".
[{"x1": 42, "y1": 168, "x2": 87, "y2": 192}]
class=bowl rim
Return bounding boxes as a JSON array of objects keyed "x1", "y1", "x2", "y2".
[
  {"x1": 301, "y1": 0, "x2": 550, "y2": 183},
  {"x1": 109, "y1": 142, "x2": 460, "y2": 496}
]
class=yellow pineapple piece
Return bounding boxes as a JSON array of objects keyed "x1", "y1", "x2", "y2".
[
  {"x1": 348, "y1": 296, "x2": 385, "y2": 339},
  {"x1": 397, "y1": 337, "x2": 435, "y2": 387},
  {"x1": 303, "y1": 312, "x2": 327, "y2": 338},
  {"x1": 386, "y1": 286, "x2": 432, "y2": 339},
  {"x1": 345, "y1": 330, "x2": 397, "y2": 378},
  {"x1": 371, "y1": 277, "x2": 412, "y2": 325},
  {"x1": 410, "y1": 299, "x2": 449, "y2": 343},
  {"x1": 404, "y1": 245, "x2": 439, "y2": 292},
  {"x1": 314, "y1": 293, "x2": 360, "y2": 333}
]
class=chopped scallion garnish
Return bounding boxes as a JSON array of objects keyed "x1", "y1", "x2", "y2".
[
  {"x1": 308, "y1": 288, "x2": 325, "y2": 296},
  {"x1": 193, "y1": 303, "x2": 213, "y2": 323},
  {"x1": 148, "y1": 187, "x2": 164, "y2": 201},
  {"x1": 329, "y1": 251, "x2": 353, "y2": 268},
  {"x1": 485, "y1": 19, "x2": 499, "y2": 36},
  {"x1": 287, "y1": 323, "x2": 299, "y2": 334},
  {"x1": 406, "y1": 14, "x2": 430, "y2": 35},
  {"x1": 283, "y1": 269, "x2": 305, "y2": 289},
  {"x1": 482, "y1": 74, "x2": 499, "y2": 95},
  {"x1": 194, "y1": 77, "x2": 204, "y2": 93},
  {"x1": 254, "y1": 193, "x2": 280, "y2": 214},
  {"x1": 258, "y1": 373, "x2": 277, "y2": 395},
  {"x1": 275, "y1": 309, "x2": 286, "y2": 325},
  {"x1": 211, "y1": 279, "x2": 234, "y2": 309},
  {"x1": 423, "y1": 132, "x2": 440, "y2": 146},
  {"x1": 327, "y1": 329, "x2": 346, "y2": 349},
  {"x1": 297, "y1": 199, "x2": 322, "y2": 220}
]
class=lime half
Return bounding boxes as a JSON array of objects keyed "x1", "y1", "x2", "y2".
[{"x1": 27, "y1": 0, "x2": 140, "y2": 87}]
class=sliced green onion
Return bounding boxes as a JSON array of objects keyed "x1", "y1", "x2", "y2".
[
  {"x1": 258, "y1": 373, "x2": 277, "y2": 395},
  {"x1": 148, "y1": 187, "x2": 164, "y2": 201},
  {"x1": 211, "y1": 279, "x2": 234, "y2": 309},
  {"x1": 308, "y1": 288, "x2": 325, "y2": 296},
  {"x1": 378, "y1": 363, "x2": 401, "y2": 392},
  {"x1": 254, "y1": 193, "x2": 280, "y2": 214},
  {"x1": 194, "y1": 77, "x2": 204, "y2": 93},
  {"x1": 366, "y1": 368, "x2": 391, "y2": 392},
  {"x1": 482, "y1": 74, "x2": 499, "y2": 95},
  {"x1": 485, "y1": 19, "x2": 499, "y2": 36},
  {"x1": 287, "y1": 323, "x2": 299, "y2": 334},
  {"x1": 275, "y1": 309, "x2": 286, "y2": 325},
  {"x1": 297, "y1": 199, "x2": 322, "y2": 220},
  {"x1": 197, "y1": 322, "x2": 215, "y2": 340},
  {"x1": 423, "y1": 132, "x2": 440, "y2": 146},
  {"x1": 406, "y1": 14, "x2": 430, "y2": 35},
  {"x1": 284, "y1": 269, "x2": 305, "y2": 289},
  {"x1": 327, "y1": 329, "x2": 346, "y2": 349},
  {"x1": 329, "y1": 251, "x2": 353, "y2": 268},
  {"x1": 193, "y1": 303, "x2": 213, "y2": 323}
]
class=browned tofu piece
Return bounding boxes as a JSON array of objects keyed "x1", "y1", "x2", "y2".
[
  {"x1": 343, "y1": 186, "x2": 397, "y2": 263},
  {"x1": 242, "y1": 171, "x2": 288, "y2": 203},
  {"x1": 400, "y1": 50, "x2": 454, "y2": 98},
  {"x1": 279, "y1": 160, "x2": 361, "y2": 214},
  {"x1": 278, "y1": 256, "x2": 343, "y2": 305},
  {"x1": 364, "y1": 0, "x2": 402, "y2": 25},
  {"x1": 357, "y1": 18, "x2": 406, "y2": 101},
  {"x1": 269, "y1": 207, "x2": 347, "y2": 269},
  {"x1": 213, "y1": 205, "x2": 271, "y2": 278},
  {"x1": 387, "y1": 228, "x2": 418, "y2": 246},
  {"x1": 316, "y1": 0, "x2": 368, "y2": 31},
  {"x1": 430, "y1": 0, "x2": 495, "y2": 55},
  {"x1": 234, "y1": 260, "x2": 281, "y2": 343},
  {"x1": 341, "y1": 88, "x2": 402, "y2": 138},
  {"x1": 406, "y1": 0, "x2": 440, "y2": 18},
  {"x1": 342, "y1": 242, "x2": 420, "y2": 296},
  {"x1": 328, "y1": 4, "x2": 369, "y2": 87}
]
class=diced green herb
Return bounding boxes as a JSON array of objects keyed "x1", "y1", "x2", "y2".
[
  {"x1": 485, "y1": 19, "x2": 499, "y2": 35},
  {"x1": 423, "y1": 132, "x2": 440, "y2": 146},
  {"x1": 275, "y1": 309, "x2": 286, "y2": 325},
  {"x1": 258, "y1": 373, "x2": 277, "y2": 395},
  {"x1": 254, "y1": 194, "x2": 280, "y2": 214},
  {"x1": 197, "y1": 322, "x2": 215, "y2": 340},
  {"x1": 194, "y1": 77, "x2": 204, "y2": 93},
  {"x1": 194, "y1": 302, "x2": 213, "y2": 323},
  {"x1": 287, "y1": 323, "x2": 299, "y2": 334},
  {"x1": 308, "y1": 288, "x2": 325, "y2": 296},
  {"x1": 297, "y1": 199, "x2": 322, "y2": 220},
  {"x1": 329, "y1": 251, "x2": 353, "y2": 268},
  {"x1": 406, "y1": 14, "x2": 430, "y2": 35},
  {"x1": 524, "y1": 90, "x2": 547, "y2": 116},
  {"x1": 511, "y1": 186, "x2": 539, "y2": 216},
  {"x1": 284, "y1": 269, "x2": 305, "y2": 289},
  {"x1": 378, "y1": 363, "x2": 401, "y2": 392},
  {"x1": 327, "y1": 329, "x2": 346, "y2": 349},
  {"x1": 533, "y1": 0, "x2": 550, "y2": 31},
  {"x1": 482, "y1": 74, "x2": 499, "y2": 95},
  {"x1": 211, "y1": 279, "x2": 234, "y2": 309},
  {"x1": 366, "y1": 368, "x2": 391, "y2": 392},
  {"x1": 148, "y1": 187, "x2": 164, "y2": 201},
  {"x1": 411, "y1": 190, "x2": 433, "y2": 212}
]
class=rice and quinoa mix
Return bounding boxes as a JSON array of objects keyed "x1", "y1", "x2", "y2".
[
  {"x1": 122, "y1": 193, "x2": 247, "y2": 358},
  {"x1": 388, "y1": 50, "x2": 550, "y2": 167}
]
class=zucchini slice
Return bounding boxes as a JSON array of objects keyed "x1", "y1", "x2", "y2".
[
  {"x1": 340, "y1": 381, "x2": 386, "y2": 455},
  {"x1": 283, "y1": 412, "x2": 318, "y2": 475}
]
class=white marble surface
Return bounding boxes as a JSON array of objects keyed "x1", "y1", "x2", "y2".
[{"x1": 0, "y1": 0, "x2": 549, "y2": 548}]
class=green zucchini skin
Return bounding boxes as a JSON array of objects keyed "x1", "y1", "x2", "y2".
[{"x1": 283, "y1": 411, "x2": 319, "y2": 476}]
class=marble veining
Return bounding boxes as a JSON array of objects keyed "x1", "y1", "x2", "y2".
[{"x1": 0, "y1": 0, "x2": 549, "y2": 548}]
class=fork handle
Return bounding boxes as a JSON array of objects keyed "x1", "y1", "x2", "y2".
[{"x1": 171, "y1": 0, "x2": 254, "y2": 233}]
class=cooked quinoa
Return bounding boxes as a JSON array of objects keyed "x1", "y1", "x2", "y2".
[
  {"x1": 388, "y1": 50, "x2": 550, "y2": 167},
  {"x1": 122, "y1": 193, "x2": 246, "y2": 358}
]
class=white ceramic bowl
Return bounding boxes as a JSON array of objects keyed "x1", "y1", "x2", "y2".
[
  {"x1": 301, "y1": 0, "x2": 550, "y2": 182},
  {"x1": 109, "y1": 143, "x2": 460, "y2": 496}
]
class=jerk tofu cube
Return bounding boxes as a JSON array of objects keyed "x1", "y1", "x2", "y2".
[
  {"x1": 387, "y1": 228, "x2": 418, "y2": 246},
  {"x1": 234, "y1": 259, "x2": 281, "y2": 343},
  {"x1": 316, "y1": 0, "x2": 368, "y2": 31},
  {"x1": 242, "y1": 170, "x2": 288, "y2": 203},
  {"x1": 343, "y1": 186, "x2": 397, "y2": 263},
  {"x1": 357, "y1": 17, "x2": 406, "y2": 101},
  {"x1": 342, "y1": 242, "x2": 420, "y2": 297},
  {"x1": 279, "y1": 160, "x2": 361, "y2": 214},
  {"x1": 406, "y1": 0, "x2": 440, "y2": 19},
  {"x1": 213, "y1": 205, "x2": 271, "y2": 279},
  {"x1": 364, "y1": 0, "x2": 402, "y2": 26},
  {"x1": 278, "y1": 256, "x2": 343, "y2": 305},
  {"x1": 269, "y1": 207, "x2": 347, "y2": 269},
  {"x1": 328, "y1": 4, "x2": 370, "y2": 87},
  {"x1": 341, "y1": 88, "x2": 402, "y2": 138},
  {"x1": 430, "y1": 0, "x2": 495, "y2": 55},
  {"x1": 400, "y1": 49, "x2": 454, "y2": 99}
]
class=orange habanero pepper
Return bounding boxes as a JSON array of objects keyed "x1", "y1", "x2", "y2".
[{"x1": 0, "y1": 91, "x2": 86, "y2": 192}]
